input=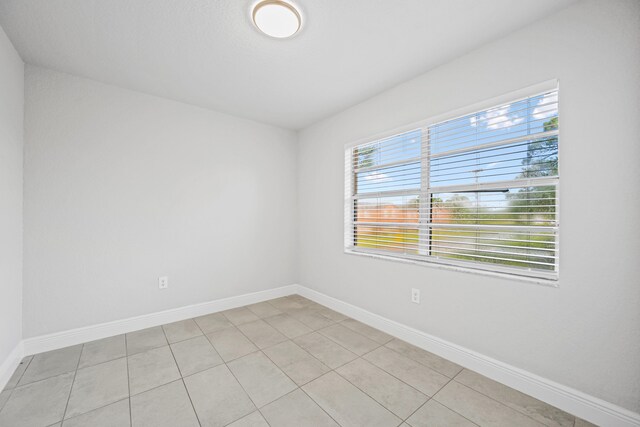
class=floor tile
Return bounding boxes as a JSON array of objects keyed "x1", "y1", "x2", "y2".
[
  {"x1": 289, "y1": 308, "x2": 335, "y2": 330},
  {"x1": 261, "y1": 389, "x2": 338, "y2": 427},
  {"x1": 63, "y1": 399, "x2": 130, "y2": 427},
  {"x1": 455, "y1": 369, "x2": 574, "y2": 427},
  {"x1": 6, "y1": 299, "x2": 581, "y2": 427},
  {"x1": 237, "y1": 319, "x2": 288, "y2": 349},
  {"x1": 267, "y1": 296, "x2": 306, "y2": 312},
  {"x1": 227, "y1": 411, "x2": 269, "y2": 427},
  {"x1": 170, "y1": 335, "x2": 223, "y2": 376},
  {"x1": 126, "y1": 327, "x2": 167, "y2": 355},
  {"x1": 65, "y1": 357, "x2": 129, "y2": 418},
  {"x1": 337, "y1": 358, "x2": 427, "y2": 419},
  {"x1": 0, "y1": 372, "x2": 74, "y2": 427},
  {"x1": 206, "y1": 327, "x2": 258, "y2": 362},
  {"x1": 406, "y1": 399, "x2": 477, "y2": 427},
  {"x1": 18, "y1": 345, "x2": 82, "y2": 386},
  {"x1": 263, "y1": 340, "x2": 330, "y2": 386},
  {"x1": 193, "y1": 312, "x2": 233, "y2": 334},
  {"x1": 79, "y1": 335, "x2": 127, "y2": 369},
  {"x1": 341, "y1": 318, "x2": 393, "y2": 344},
  {"x1": 222, "y1": 307, "x2": 260, "y2": 326},
  {"x1": 3, "y1": 356, "x2": 33, "y2": 390},
  {"x1": 128, "y1": 346, "x2": 180, "y2": 395},
  {"x1": 364, "y1": 347, "x2": 449, "y2": 396},
  {"x1": 434, "y1": 381, "x2": 543, "y2": 427},
  {"x1": 183, "y1": 365, "x2": 255, "y2": 427},
  {"x1": 302, "y1": 372, "x2": 401, "y2": 427},
  {"x1": 246, "y1": 302, "x2": 282, "y2": 318},
  {"x1": 130, "y1": 380, "x2": 199, "y2": 427},
  {"x1": 264, "y1": 313, "x2": 313, "y2": 339},
  {"x1": 294, "y1": 332, "x2": 357, "y2": 369},
  {"x1": 574, "y1": 418, "x2": 598, "y2": 427},
  {"x1": 287, "y1": 295, "x2": 317, "y2": 307},
  {"x1": 314, "y1": 307, "x2": 349, "y2": 322},
  {"x1": 162, "y1": 319, "x2": 202, "y2": 344},
  {"x1": 318, "y1": 323, "x2": 380, "y2": 355},
  {"x1": 227, "y1": 352, "x2": 297, "y2": 408},
  {"x1": 290, "y1": 298, "x2": 324, "y2": 311},
  {"x1": 0, "y1": 390, "x2": 11, "y2": 412},
  {"x1": 385, "y1": 339, "x2": 463, "y2": 378}
]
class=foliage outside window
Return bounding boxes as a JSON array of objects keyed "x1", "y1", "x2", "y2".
[{"x1": 345, "y1": 89, "x2": 559, "y2": 281}]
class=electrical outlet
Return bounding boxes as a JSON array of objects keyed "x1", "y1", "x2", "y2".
[
  {"x1": 159, "y1": 276, "x2": 168, "y2": 290},
  {"x1": 411, "y1": 288, "x2": 420, "y2": 304}
]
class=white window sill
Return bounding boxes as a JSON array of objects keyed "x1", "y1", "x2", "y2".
[{"x1": 344, "y1": 248, "x2": 559, "y2": 287}]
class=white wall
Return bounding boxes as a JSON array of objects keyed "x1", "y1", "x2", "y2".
[
  {"x1": 298, "y1": 0, "x2": 640, "y2": 413},
  {"x1": 23, "y1": 66, "x2": 298, "y2": 338},
  {"x1": 0, "y1": 26, "x2": 24, "y2": 364}
]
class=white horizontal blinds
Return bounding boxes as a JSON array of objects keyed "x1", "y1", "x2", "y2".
[
  {"x1": 427, "y1": 89, "x2": 559, "y2": 276},
  {"x1": 347, "y1": 88, "x2": 559, "y2": 279},
  {"x1": 429, "y1": 187, "x2": 557, "y2": 271},
  {"x1": 351, "y1": 130, "x2": 422, "y2": 254}
]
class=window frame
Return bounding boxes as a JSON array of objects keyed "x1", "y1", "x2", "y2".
[{"x1": 344, "y1": 80, "x2": 560, "y2": 286}]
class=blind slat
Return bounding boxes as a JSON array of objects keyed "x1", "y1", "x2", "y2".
[{"x1": 347, "y1": 89, "x2": 559, "y2": 279}]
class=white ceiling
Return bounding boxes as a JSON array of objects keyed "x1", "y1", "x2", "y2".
[{"x1": 0, "y1": 0, "x2": 577, "y2": 129}]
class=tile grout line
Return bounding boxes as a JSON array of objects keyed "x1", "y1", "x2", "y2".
[
  {"x1": 259, "y1": 300, "x2": 402, "y2": 425},
  {"x1": 328, "y1": 340, "x2": 456, "y2": 423},
  {"x1": 262, "y1": 315, "x2": 312, "y2": 340},
  {"x1": 266, "y1": 303, "x2": 475, "y2": 425},
  {"x1": 161, "y1": 324, "x2": 203, "y2": 427},
  {"x1": 224, "y1": 352, "x2": 265, "y2": 417},
  {"x1": 450, "y1": 368, "x2": 574, "y2": 426},
  {"x1": 399, "y1": 375, "x2": 473, "y2": 426},
  {"x1": 330, "y1": 361, "x2": 406, "y2": 423},
  {"x1": 266, "y1": 305, "x2": 429, "y2": 425},
  {"x1": 298, "y1": 296, "x2": 578, "y2": 425},
  {"x1": 446, "y1": 378, "x2": 550, "y2": 427},
  {"x1": 258, "y1": 344, "x2": 342, "y2": 427},
  {"x1": 254, "y1": 408, "x2": 274, "y2": 427},
  {"x1": 296, "y1": 306, "x2": 483, "y2": 426},
  {"x1": 124, "y1": 334, "x2": 133, "y2": 427},
  {"x1": 5, "y1": 299, "x2": 363, "y2": 425},
  {"x1": 425, "y1": 397, "x2": 482, "y2": 427},
  {"x1": 3, "y1": 299, "x2": 438, "y2": 424},
  {"x1": 360, "y1": 340, "x2": 465, "y2": 392},
  {"x1": 60, "y1": 397, "x2": 130, "y2": 425},
  {"x1": 0, "y1": 389, "x2": 14, "y2": 418},
  {"x1": 195, "y1": 314, "x2": 285, "y2": 427},
  {"x1": 14, "y1": 296, "x2": 576, "y2": 427},
  {"x1": 8, "y1": 354, "x2": 35, "y2": 391},
  {"x1": 381, "y1": 340, "x2": 464, "y2": 378},
  {"x1": 60, "y1": 344, "x2": 83, "y2": 422},
  {"x1": 227, "y1": 302, "x2": 344, "y2": 425},
  {"x1": 15, "y1": 347, "x2": 134, "y2": 390},
  {"x1": 296, "y1": 386, "x2": 344, "y2": 427},
  {"x1": 192, "y1": 315, "x2": 264, "y2": 426}
]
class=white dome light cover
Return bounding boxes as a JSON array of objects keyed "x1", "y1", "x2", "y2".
[{"x1": 252, "y1": 0, "x2": 301, "y2": 39}]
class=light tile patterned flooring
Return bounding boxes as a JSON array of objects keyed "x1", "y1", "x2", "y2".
[{"x1": 0, "y1": 295, "x2": 598, "y2": 427}]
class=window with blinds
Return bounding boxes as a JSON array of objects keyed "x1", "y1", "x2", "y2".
[{"x1": 345, "y1": 88, "x2": 559, "y2": 281}]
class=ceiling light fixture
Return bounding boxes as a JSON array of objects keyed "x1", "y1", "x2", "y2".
[{"x1": 252, "y1": 0, "x2": 301, "y2": 39}]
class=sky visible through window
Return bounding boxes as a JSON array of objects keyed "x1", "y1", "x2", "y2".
[
  {"x1": 355, "y1": 91, "x2": 558, "y2": 210},
  {"x1": 351, "y1": 90, "x2": 559, "y2": 274}
]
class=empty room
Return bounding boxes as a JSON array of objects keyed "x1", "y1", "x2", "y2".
[{"x1": 0, "y1": 0, "x2": 638, "y2": 426}]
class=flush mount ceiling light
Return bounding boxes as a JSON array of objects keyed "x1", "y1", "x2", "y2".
[{"x1": 252, "y1": 0, "x2": 301, "y2": 39}]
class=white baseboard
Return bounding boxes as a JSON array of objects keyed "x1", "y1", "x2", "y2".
[
  {"x1": 4, "y1": 283, "x2": 638, "y2": 427},
  {"x1": 0, "y1": 341, "x2": 24, "y2": 391},
  {"x1": 296, "y1": 285, "x2": 640, "y2": 427},
  {"x1": 21, "y1": 284, "x2": 297, "y2": 356}
]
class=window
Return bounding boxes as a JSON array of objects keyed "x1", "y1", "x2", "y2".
[{"x1": 345, "y1": 87, "x2": 559, "y2": 281}]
